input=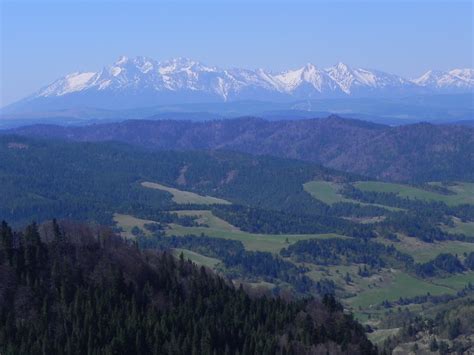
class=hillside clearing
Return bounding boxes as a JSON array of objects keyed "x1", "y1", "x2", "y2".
[
  {"x1": 376, "y1": 234, "x2": 474, "y2": 263},
  {"x1": 442, "y1": 218, "x2": 474, "y2": 237},
  {"x1": 141, "y1": 181, "x2": 231, "y2": 205},
  {"x1": 303, "y1": 180, "x2": 401, "y2": 211},
  {"x1": 114, "y1": 211, "x2": 345, "y2": 253},
  {"x1": 113, "y1": 214, "x2": 156, "y2": 238},
  {"x1": 346, "y1": 271, "x2": 455, "y2": 309},
  {"x1": 354, "y1": 181, "x2": 474, "y2": 206},
  {"x1": 172, "y1": 248, "x2": 221, "y2": 268},
  {"x1": 303, "y1": 181, "x2": 354, "y2": 205}
]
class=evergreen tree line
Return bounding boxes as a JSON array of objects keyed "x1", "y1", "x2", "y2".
[
  {"x1": 280, "y1": 239, "x2": 474, "y2": 278},
  {"x1": 382, "y1": 283, "x2": 474, "y2": 308},
  {"x1": 280, "y1": 238, "x2": 413, "y2": 270},
  {"x1": 414, "y1": 252, "x2": 474, "y2": 277},
  {"x1": 342, "y1": 185, "x2": 474, "y2": 242},
  {"x1": 210, "y1": 205, "x2": 376, "y2": 239},
  {"x1": 0, "y1": 220, "x2": 377, "y2": 355},
  {"x1": 135, "y1": 233, "x2": 334, "y2": 295},
  {"x1": 382, "y1": 297, "x2": 474, "y2": 354}
]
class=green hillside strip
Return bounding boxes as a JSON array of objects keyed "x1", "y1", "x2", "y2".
[
  {"x1": 165, "y1": 210, "x2": 345, "y2": 253},
  {"x1": 354, "y1": 181, "x2": 474, "y2": 206},
  {"x1": 430, "y1": 271, "x2": 474, "y2": 290},
  {"x1": 376, "y1": 235, "x2": 474, "y2": 263},
  {"x1": 442, "y1": 218, "x2": 474, "y2": 237},
  {"x1": 172, "y1": 248, "x2": 221, "y2": 268},
  {"x1": 167, "y1": 224, "x2": 342, "y2": 254},
  {"x1": 172, "y1": 210, "x2": 239, "y2": 231},
  {"x1": 113, "y1": 213, "x2": 156, "y2": 239},
  {"x1": 303, "y1": 180, "x2": 400, "y2": 211},
  {"x1": 114, "y1": 211, "x2": 345, "y2": 254},
  {"x1": 303, "y1": 181, "x2": 352, "y2": 204},
  {"x1": 346, "y1": 271, "x2": 455, "y2": 309},
  {"x1": 141, "y1": 181, "x2": 231, "y2": 205}
]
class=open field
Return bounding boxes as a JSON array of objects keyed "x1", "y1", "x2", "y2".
[
  {"x1": 443, "y1": 218, "x2": 474, "y2": 237},
  {"x1": 431, "y1": 271, "x2": 474, "y2": 290},
  {"x1": 303, "y1": 180, "x2": 400, "y2": 211},
  {"x1": 354, "y1": 181, "x2": 474, "y2": 206},
  {"x1": 305, "y1": 264, "x2": 357, "y2": 287},
  {"x1": 115, "y1": 211, "x2": 346, "y2": 253},
  {"x1": 376, "y1": 235, "x2": 474, "y2": 263},
  {"x1": 346, "y1": 271, "x2": 455, "y2": 309},
  {"x1": 166, "y1": 210, "x2": 345, "y2": 253},
  {"x1": 113, "y1": 213, "x2": 156, "y2": 238},
  {"x1": 172, "y1": 248, "x2": 221, "y2": 268},
  {"x1": 172, "y1": 210, "x2": 239, "y2": 231},
  {"x1": 141, "y1": 181, "x2": 231, "y2": 205},
  {"x1": 303, "y1": 181, "x2": 355, "y2": 204},
  {"x1": 368, "y1": 328, "x2": 400, "y2": 345}
]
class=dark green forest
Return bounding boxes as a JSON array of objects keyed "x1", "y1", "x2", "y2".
[
  {"x1": 0, "y1": 220, "x2": 376, "y2": 355},
  {"x1": 2, "y1": 135, "x2": 471, "y2": 246}
]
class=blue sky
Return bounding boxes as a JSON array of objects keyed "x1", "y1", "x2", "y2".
[{"x1": 1, "y1": 0, "x2": 472, "y2": 107}]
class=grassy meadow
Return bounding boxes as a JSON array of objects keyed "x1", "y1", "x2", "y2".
[
  {"x1": 354, "y1": 181, "x2": 474, "y2": 206},
  {"x1": 141, "y1": 181, "x2": 231, "y2": 205}
]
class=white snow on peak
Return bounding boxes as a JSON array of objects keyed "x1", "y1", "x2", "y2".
[
  {"x1": 115, "y1": 56, "x2": 129, "y2": 65},
  {"x1": 271, "y1": 64, "x2": 329, "y2": 92},
  {"x1": 351, "y1": 69, "x2": 377, "y2": 87},
  {"x1": 326, "y1": 63, "x2": 356, "y2": 93},
  {"x1": 326, "y1": 63, "x2": 410, "y2": 93},
  {"x1": 412, "y1": 70, "x2": 442, "y2": 86},
  {"x1": 139, "y1": 61, "x2": 154, "y2": 73},
  {"x1": 111, "y1": 67, "x2": 122, "y2": 76},
  {"x1": 412, "y1": 68, "x2": 474, "y2": 88},
  {"x1": 274, "y1": 67, "x2": 306, "y2": 91},
  {"x1": 32, "y1": 56, "x2": 474, "y2": 101},
  {"x1": 38, "y1": 72, "x2": 97, "y2": 97},
  {"x1": 447, "y1": 68, "x2": 474, "y2": 86}
]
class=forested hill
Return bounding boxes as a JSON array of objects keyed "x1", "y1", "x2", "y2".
[
  {"x1": 7, "y1": 116, "x2": 474, "y2": 182},
  {"x1": 0, "y1": 220, "x2": 377, "y2": 355},
  {"x1": 0, "y1": 134, "x2": 357, "y2": 226}
]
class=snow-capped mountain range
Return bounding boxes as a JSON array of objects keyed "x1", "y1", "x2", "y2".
[{"x1": 5, "y1": 56, "x2": 474, "y2": 112}]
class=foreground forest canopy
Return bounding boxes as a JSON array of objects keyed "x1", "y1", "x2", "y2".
[{"x1": 0, "y1": 220, "x2": 376, "y2": 355}]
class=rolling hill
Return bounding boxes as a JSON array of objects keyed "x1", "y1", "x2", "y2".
[{"x1": 8, "y1": 116, "x2": 474, "y2": 182}]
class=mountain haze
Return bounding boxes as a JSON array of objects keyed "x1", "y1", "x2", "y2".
[{"x1": 4, "y1": 56, "x2": 473, "y2": 113}]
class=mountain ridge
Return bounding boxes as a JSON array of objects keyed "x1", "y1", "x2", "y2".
[
  {"x1": 4, "y1": 56, "x2": 473, "y2": 113},
  {"x1": 7, "y1": 116, "x2": 473, "y2": 182}
]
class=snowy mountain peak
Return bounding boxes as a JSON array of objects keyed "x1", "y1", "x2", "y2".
[
  {"x1": 303, "y1": 63, "x2": 317, "y2": 71},
  {"x1": 412, "y1": 68, "x2": 474, "y2": 89},
  {"x1": 334, "y1": 62, "x2": 351, "y2": 72},
  {"x1": 326, "y1": 62, "x2": 357, "y2": 93},
  {"x1": 37, "y1": 72, "x2": 98, "y2": 97},
  {"x1": 16, "y1": 56, "x2": 474, "y2": 111},
  {"x1": 115, "y1": 55, "x2": 129, "y2": 65},
  {"x1": 162, "y1": 57, "x2": 199, "y2": 66}
]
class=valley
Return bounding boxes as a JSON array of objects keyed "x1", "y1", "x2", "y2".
[
  {"x1": 1, "y1": 119, "x2": 473, "y2": 353},
  {"x1": 107, "y1": 177, "x2": 474, "y2": 348}
]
